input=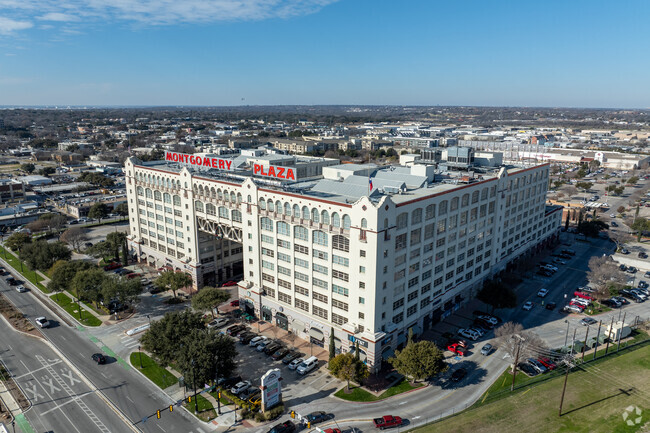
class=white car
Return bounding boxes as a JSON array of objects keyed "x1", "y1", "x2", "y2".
[
  {"x1": 469, "y1": 327, "x2": 485, "y2": 337},
  {"x1": 458, "y1": 328, "x2": 479, "y2": 341},
  {"x1": 288, "y1": 358, "x2": 303, "y2": 370},
  {"x1": 544, "y1": 264, "x2": 559, "y2": 272},
  {"x1": 478, "y1": 315, "x2": 498, "y2": 325},
  {"x1": 249, "y1": 336, "x2": 268, "y2": 347},
  {"x1": 610, "y1": 214, "x2": 616, "y2": 218},
  {"x1": 207, "y1": 318, "x2": 229, "y2": 329},
  {"x1": 537, "y1": 288, "x2": 549, "y2": 297},
  {"x1": 522, "y1": 302, "x2": 534, "y2": 311},
  {"x1": 16, "y1": 285, "x2": 27, "y2": 293},
  {"x1": 35, "y1": 317, "x2": 50, "y2": 328},
  {"x1": 256, "y1": 340, "x2": 272, "y2": 351},
  {"x1": 553, "y1": 259, "x2": 566, "y2": 265},
  {"x1": 230, "y1": 380, "x2": 252, "y2": 395}
]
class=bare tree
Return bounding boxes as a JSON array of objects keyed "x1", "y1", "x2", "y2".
[
  {"x1": 586, "y1": 256, "x2": 626, "y2": 300},
  {"x1": 561, "y1": 185, "x2": 578, "y2": 199},
  {"x1": 609, "y1": 231, "x2": 632, "y2": 251},
  {"x1": 60, "y1": 227, "x2": 89, "y2": 251},
  {"x1": 495, "y1": 322, "x2": 548, "y2": 370}
]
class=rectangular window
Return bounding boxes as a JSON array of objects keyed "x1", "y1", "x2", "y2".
[
  {"x1": 407, "y1": 305, "x2": 417, "y2": 317},
  {"x1": 294, "y1": 244, "x2": 309, "y2": 255},
  {"x1": 408, "y1": 276, "x2": 419, "y2": 288},
  {"x1": 313, "y1": 305, "x2": 328, "y2": 320},
  {"x1": 332, "y1": 299, "x2": 348, "y2": 312},
  {"x1": 393, "y1": 313, "x2": 404, "y2": 324},
  {"x1": 332, "y1": 284, "x2": 349, "y2": 297},
  {"x1": 295, "y1": 298, "x2": 309, "y2": 311},
  {"x1": 262, "y1": 273, "x2": 275, "y2": 283},
  {"x1": 393, "y1": 298, "x2": 404, "y2": 309},
  {"x1": 277, "y1": 239, "x2": 290, "y2": 249},
  {"x1": 295, "y1": 285, "x2": 309, "y2": 296},
  {"x1": 395, "y1": 233, "x2": 407, "y2": 250},
  {"x1": 312, "y1": 249, "x2": 328, "y2": 260},
  {"x1": 278, "y1": 266, "x2": 291, "y2": 276},
  {"x1": 312, "y1": 263, "x2": 328, "y2": 275},
  {"x1": 332, "y1": 313, "x2": 347, "y2": 325},
  {"x1": 261, "y1": 234, "x2": 274, "y2": 244},
  {"x1": 278, "y1": 252, "x2": 291, "y2": 263},
  {"x1": 278, "y1": 292, "x2": 292, "y2": 305},
  {"x1": 295, "y1": 271, "x2": 309, "y2": 282},
  {"x1": 332, "y1": 270, "x2": 349, "y2": 282},
  {"x1": 262, "y1": 260, "x2": 275, "y2": 271},
  {"x1": 278, "y1": 279, "x2": 292, "y2": 289},
  {"x1": 312, "y1": 291, "x2": 329, "y2": 303},
  {"x1": 313, "y1": 278, "x2": 328, "y2": 289},
  {"x1": 295, "y1": 258, "x2": 309, "y2": 268},
  {"x1": 261, "y1": 247, "x2": 274, "y2": 258},
  {"x1": 332, "y1": 255, "x2": 349, "y2": 267}
]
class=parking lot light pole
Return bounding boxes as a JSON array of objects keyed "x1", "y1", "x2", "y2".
[{"x1": 138, "y1": 345, "x2": 142, "y2": 368}]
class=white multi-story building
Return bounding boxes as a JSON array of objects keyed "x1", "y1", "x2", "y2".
[{"x1": 124, "y1": 148, "x2": 561, "y2": 372}]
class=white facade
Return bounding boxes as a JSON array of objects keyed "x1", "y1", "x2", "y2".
[{"x1": 124, "y1": 157, "x2": 561, "y2": 372}]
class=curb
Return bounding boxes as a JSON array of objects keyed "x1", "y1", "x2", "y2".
[{"x1": 331, "y1": 382, "x2": 429, "y2": 404}]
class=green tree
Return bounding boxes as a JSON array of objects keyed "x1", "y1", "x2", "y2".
[
  {"x1": 60, "y1": 227, "x2": 89, "y2": 251},
  {"x1": 389, "y1": 341, "x2": 447, "y2": 383},
  {"x1": 575, "y1": 181, "x2": 593, "y2": 192},
  {"x1": 329, "y1": 352, "x2": 368, "y2": 392},
  {"x1": 38, "y1": 167, "x2": 56, "y2": 177},
  {"x1": 20, "y1": 163, "x2": 35, "y2": 174},
  {"x1": 577, "y1": 220, "x2": 609, "y2": 238},
  {"x1": 191, "y1": 286, "x2": 230, "y2": 318},
  {"x1": 617, "y1": 206, "x2": 626, "y2": 214},
  {"x1": 102, "y1": 275, "x2": 142, "y2": 308},
  {"x1": 155, "y1": 270, "x2": 193, "y2": 298},
  {"x1": 71, "y1": 268, "x2": 106, "y2": 306},
  {"x1": 552, "y1": 180, "x2": 564, "y2": 189},
  {"x1": 575, "y1": 168, "x2": 587, "y2": 178},
  {"x1": 631, "y1": 218, "x2": 649, "y2": 242},
  {"x1": 615, "y1": 186, "x2": 625, "y2": 196},
  {"x1": 328, "y1": 327, "x2": 336, "y2": 361},
  {"x1": 85, "y1": 241, "x2": 113, "y2": 260},
  {"x1": 115, "y1": 203, "x2": 129, "y2": 216},
  {"x1": 47, "y1": 259, "x2": 96, "y2": 295},
  {"x1": 627, "y1": 176, "x2": 639, "y2": 185},
  {"x1": 88, "y1": 202, "x2": 110, "y2": 222},
  {"x1": 476, "y1": 280, "x2": 517, "y2": 314},
  {"x1": 140, "y1": 310, "x2": 205, "y2": 366},
  {"x1": 5, "y1": 232, "x2": 31, "y2": 252},
  {"x1": 20, "y1": 240, "x2": 71, "y2": 271},
  {"x1": 106, "y1": 231, "x2": 127, "y2": 263}
]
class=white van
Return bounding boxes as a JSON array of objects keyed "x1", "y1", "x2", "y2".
[{"x1": 296, "y1": 356, "x2": 319, "y2": 375}]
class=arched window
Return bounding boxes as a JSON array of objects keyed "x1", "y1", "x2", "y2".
[
  {"x1": 195, "y1": 201, "x2": 204, "y2": 212},
  {"x1": 361, "y1": 218, "x2": 368, "y2": 229},
  {"x1": 332, "y1": 235, "x2": 350, "y2": 252},
  {"x1": 268, "y1": 200, "x2": 275, "y2": 212},
  {"x1": 163, "y1": 193, "x2": 171, "y2": 203},
  {"x1": 260, "y1": 217, "x2": 273, "y2": 231},
  {"x1": 321, "y1": 210, "x2": 330, "y2": 225},
  {"x1": 154, "y1": 190, "x2": 162, "y2": 201},
  {"x1": 450, "y1": 197, "x2": 459, "y2": 211},
  {"x1": 218, "y1": 189, "x2": 223, "y2": 200},
  {"x1": 284, "y1": 203, "x2": 291, "y2": 216},
  {"x1": 210, "y1": 187, "x2": 216, "y2": 198},
  {"x1": 219, "y1": 207, "x2": 229, "y2": 218},
  {"x1": 293, "y1": 205, "x2": 300, "y2": 218},
  {"x1": 137, "y1": 186, "x2": 144, "y2": 196},
  {"x1": 313, "y1": 230, "x2": 328, "y2": 246},
  {"x1": 224, "y1": 190, "x2": 230, "y2": 202},
  {"x1": 302, "y1": 206, "x2": 310, "y2": 220},
  {"x1": 145, "y1": 188, "x2": 153, "y2": 199},
  {"x1": 232, "y1": 210, "x2": 242, "y2": 222},
  {"x1": 461, "y1": 194, "x2": 469, "y2": 207},
  {"x1": 199, "y1": 185, "x2": 204, "y2": 196},
  {"x1": 230, "y1": 192, "x2": 236, "y2": 203},
  {"x1": 472, "y1": 190, "x2": 479, "y2": 204},
  {"x1": 277, "y1": 221, "x2": 290, "y2": 236},
  {"x1": 412, "y1": 208, "x2": 422, "y2": 224},
  {"x1": 481, "y1": 188, "x2": 488, "y2": 200},
  {"x1": 275, "y1": 201, "x2": 282, "y2": 212},
  {"x1": 259, "y1": 199, "x2": 267, "y2": 210},
  {"x1": 396, "y1": 212, "x2": 408, "y2": 229},
  {"x1": 425, "y1": 204, "x2": 436, "y2": 220},
  {"x1": 294, "y1": 226, "x2": 308, "y2": 241},
  {"x1": 173, "y1": 195, "x2": 181, "y2": 206},
  {"x1": 247, "y1": 195, "x2": 252, "y2": 203},
  {"x1": 342, "y1": 214, "x2": 351, "y2": 229},
  {"x1": 332, "y1": 212, "x2": 340, "y2": 227},
  {"x1": 312, "y1": 208, "x2": 320, "y2": 223},
  {"x1": 237, "y1": 193, "x2": 242, "y2": 203},
  {"x1": 206, "y1": 203, "x2": 216, "y2": 215},
  {"x1": 439, "y1": 200, "x2": 448, "y2": 215}
]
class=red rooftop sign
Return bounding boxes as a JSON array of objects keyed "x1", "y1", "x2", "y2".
[
  {"x1": 165, "y1": 151, "x2": 234, "y2": 171},
  {"x1": 253, "y1": 164, "x2": 296, "y2": 181}
]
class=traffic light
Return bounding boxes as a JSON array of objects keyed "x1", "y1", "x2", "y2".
[
  {"x1": 290, "y1": 411, "x2": 295, "y2": 419},
  {"x1": 156, "y1": 410, "x2": 161, "y2": 419},
  {"x1": 188, "y1": 396, "x2": 192, "y2": 403},
  {"x1": 307, "y1": 422, "x2": 311, "y2": 429},
  {"x1": 218, "y1": 392, "x2": 221, "y2": 399},
  {"x1": 169, "y1": 405, "x2": 173, "y2": 412}
]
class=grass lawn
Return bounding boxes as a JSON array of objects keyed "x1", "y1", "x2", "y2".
[
  {"x1": 129, "y1": 352, "x2": 178, "y2": 389},
  {"x1": 0, "y1": 245, "x2": 49, "y2": 293},
  {"x1": 414, "y1": 344, "x2": 650, "y2": 433},
  {"x1": 183, "y1": 394, "x2": 216, "y2": 422},
  {"x1": 584, "y1": 302, "x2": 612, "y2": 316},
  {"x1": 334, "y1": 378, "x2": 424, "y2": 402},
  {"x1": 51, "y1": 293, "x2": 102, "y2": 327}
]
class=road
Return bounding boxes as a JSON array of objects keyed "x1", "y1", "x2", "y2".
[{"x1": 0, "y1": 279, "x2": 211, "y2": 433}]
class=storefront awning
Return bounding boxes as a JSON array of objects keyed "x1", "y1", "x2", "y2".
[
  {"x1": 309, "y1": 327, "x2": 324, "y2": 341},
  {"x1": 292, "y1": 319, "x2": 305, "y2": 332},
  {"x1": 334, "y1": 337, "x2": 342, "y2": 349}
]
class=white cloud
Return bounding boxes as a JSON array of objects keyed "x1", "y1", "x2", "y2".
[
  {"x1": 0, "y1": 0, "x2": 338, "y2": 33},
  {"x1": 0, "y1": 16, "x2": 33, "y2": 34}
]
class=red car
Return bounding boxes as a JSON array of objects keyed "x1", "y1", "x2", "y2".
[
  {"x1": 538, "y1": 357, "x2": 557, "y2": 370},
  {"x1": 222, "y1": 281, "x2": 238, "y2": 287},
  {"x1": 323, "y1": 429, "x2": 341, "y2": 433},
  {"x1": 103, "y1": 263, "x2": 122, "y2": 271},
  {"x1": 230, "y1": 300, "x2": 240, "y2": 307},
  {"x1": 126, "y1": 273, "x2": 139, "y2": 279},
  {"x1": 447, "y1": 343, "x2": 466, "y2": 356},
  {"x1": 373, "y1": 416, "x2": 403, "y2": 430}
]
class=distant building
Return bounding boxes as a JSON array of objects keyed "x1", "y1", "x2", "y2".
[
  {"x1": 0, "y1": 179, "x2": 25, "y2": 203},
  {"x1": 19, "y1": 175, "x2": 53, "y2": 187}
]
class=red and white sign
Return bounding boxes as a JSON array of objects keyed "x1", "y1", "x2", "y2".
[
  {"x1": 165, "y1": 151, "x2": 234, "y2": 171},
  {"x1": 253, "y1": 163, "x2": 296, "y2": 181}
]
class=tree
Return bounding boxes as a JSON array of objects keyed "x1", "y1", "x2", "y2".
[
  {"x1": 20, "y1": 240, "x2": 71, "y2": 271},
  {"x1": 47, "y1": 259, "x2": 96, "y2": 295},
  {"x1": 561, "y1": 185, "x2": 578, "y2": 198},
  {"x1": 389, "y1": 341, "x2": 447, "y2": 384},
  {"x1": 615, "y1": 186, "x2": 625, "y2": 196},
  {"x1": 586, "y1": 256, "x2": 626, "y2": 300},
  {"x1": 575, "y1": 182, "x2": 593, "y2": 192},
  {"x1": 552, "y1": 180, "x2": 564, "y2": 189},
  {"x1": 329, "y1": 352, "x2": 368, "y2": 392},
  {"x1": 495, "y1": 322, "x2": 547, "y2": 370},
  {"x1": 60, "y1": 227, "x2": 89, "y2": 251},
  {"x1": 631, "y1": 217, "x2": 650, "y2": 242},
  {"x1": 140, "y1": 310, "x2": 205, "y2": 366},
  {"x1": 71, "y1": 268, "x2": 106, "y2": 306},
  {"x1": 115, "y1": 203, "x2": 129, "y2": 216},
  {"x1": 617, "y1": 206, "x2": 626, "y2": 214},
  {"x1": 576, "y1": 220, "x2": 608, "y2": 238},
  {"x1": 106, "y1": 231, "x2": 127, "y2": 263},
  {"x1": 38, "y1": 167, "x2": 55, "y2": 177},
  {"x1": 5, "y1": 232, "x2": 31, "y2": 252},
  {"x1": 329, "y1": 327, "x2": 336, "y2": 361},
  {"x1": 85, "y1": 240, "x2": 113, "y2": 260},
  {"x1": 155, "y1": 270, "x2": 193, "y2": 298},
  {"x1": 627, "y1": 176, "x2": 639, "y2": 185},
  {"x1": 78, "y1": 172, "x2": 115, "y2": 188},
  {"x1": 102, "y1": 275, "x2": 142, "y2": 308},
  {"x1": 610, "y1": 231, "x2": 633, "y2": 251},
  {"x1": 575, "y1": 168, "x2": 587, "y2": 178},
  {"x1": 20, "y1": 163, "x2": 35, "y2": 174},
  {"x1": 88, "y1": 202, "x2": 110, "y2": 222},
  {"x1": 191, "y1": 286, "x2": 230, "y2": 317},
  {"x1": 37, "y1": 213, "x2": 68, "y2": 232},
  {"x1": 476, "y1": 280, "x2": 517, "y2": 314}
]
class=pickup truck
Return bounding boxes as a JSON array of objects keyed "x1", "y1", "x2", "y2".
[
  {"x1": 373, "y1": 415, "x2": 403, "y2": 430},
  {"x1": 447, "y1": 343, "x2": 466, "y2": 356}
]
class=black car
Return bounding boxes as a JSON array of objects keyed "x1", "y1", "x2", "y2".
[
  {"x1": 640, "y1": 252, "x2": 649, "y2": 259},
  {"x1": 619, "y1": 264, "x2": 627, "y2": 271},
  {"x1": 305, "y1": 411, "x2": 330, "y2": 424},
  {"x1": 226, "y1": 324, "x2": 246, "y2": 336},
  {"x1": 92, "y1": 353, "x2": 106, "y2": 364},
  {"x1": 271, "y1": 348, "x2": 290, "y2": 361},
  {"x1": 282, "y1": 350, "x2": 304, "y2": 364},
  {"x1": 264, "y1": 342, "x2": 283, "y2": 355},
  {"x1": 580, "y1": 317, "x2": 597, "y2": 326},
  {"x1": 611, "y1": 221, "x2": 618, "y2": 227},
  {"x1": 450, "y1": 368, "x2": 467, "y2": 382},
  {"x1": 545, "y1": 302, "x2": 557, "y2": 310},
  {"x1": 518, "y1": 362, "x2": 538, "y2": 377},
  {"x1": 218, "y1": 375, "x2": 242, "y2": 388},
  {"x1": 267, "y1": 421, "x2": 296, "y2": 433},
  {"x1": 239, "y1": 332, "x2": 258, "y2": 345}
]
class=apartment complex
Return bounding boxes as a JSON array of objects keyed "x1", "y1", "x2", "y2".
[{"x1": 124, "y1": 149, "x2": 561, "y2": 371}]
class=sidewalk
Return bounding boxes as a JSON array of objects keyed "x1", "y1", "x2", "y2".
[{"x1": 0, "y1": 379, "x2": 21, "y2": 423}]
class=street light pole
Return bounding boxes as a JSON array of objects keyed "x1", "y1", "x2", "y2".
[
  {"x1": 191, "y1": 359, "x2": 198, "y2": 415},
  {"x1": 138, "y1": 345, "x2": 142, "y2": 368}
]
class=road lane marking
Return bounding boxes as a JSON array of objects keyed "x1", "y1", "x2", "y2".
[
  {"x1": 157, "y1": 424, "x2": 167, "y2": 432},
  {"x1": 126, "y1": 396, "x2": 134, "y2": 403},
  {"x1": 61, "y1": 369, "x2": 82, "y2": 386},
  {"x1": 14, "y1": 414, "x2": 37, "y2": 433},
  {"x1": 14, "y1": 360, "x2": 63, "y2": 379},
  {"x1": 40, "y1": 390, "x2": 94, "y2": 415},
  {"x1": 25, "y1": 384, "x2": 44, "y2": 402},
  {"x1": 41, "y1": 377, "x2": 61, "y2": 394}
]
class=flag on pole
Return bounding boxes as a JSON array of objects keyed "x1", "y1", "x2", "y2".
[{"x1": 369, "y1": 178, "x2": 373, "y2": 191}]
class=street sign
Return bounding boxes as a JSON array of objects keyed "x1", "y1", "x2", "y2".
[{"x1": 260, "y1": 368, "x2": 282, "y2": 411}]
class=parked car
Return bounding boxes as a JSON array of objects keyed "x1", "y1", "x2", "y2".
[
  {"x1": 207, "y1": 318, "x2": 229, "y2": 329},
  {"x1": 621, "y1": 249, "x2": 630, "y2": 255},
  {"x1": 217, "y1": 375, "x2": 242, "y2": 388},
  {"x1": 271, "y1": 348, "x2": 290, "y2": 360},
  {"x1": 546, "y1": 302, "x2": 557, "y2": 310},
  {"x1": 305, "y1": 411, "x2": 330, "y2": 424},
  {"x1": 92, "y1": 353, "x2": 106, "y2": 364},
  {"x1": 644, "y1": 271, "x2": 650, "y2": 278},
  {"x1": 581, "y1": 317, "x2": 597, "y2": 326},
  {"x1": 522, "y1": 301, "x2": 534, "y2": 311},
  {"x1": 626, "y1": 266, "x2": 637, "y2": 274},
  {"x1": 612, "y1": 296, "x2": 629, "y2": 306},
  {"x1": 230, "y1": 300, "x2": 240, "y2": 307},
  {"x1": 611, "y1": 221, "x2": 618, "y2": 227},
  {"x1": 267, "y1": 421, "x2": 295, "y2": 433},
  {"x1": 103, "y1": 262, "x2": 122, "y2": 271},
  {"x1": 518, "y1": 362, "x2": 539, "y2": 377},
  {"x1": 256, "y1": 340, "x2": 273, "y2": 352},
  {"x1": 478, "y1": 315, "x2": 499, "y2": 325},
  {"x1": 537, "y1": 288, "x2": 549, "y2": 297},
  {"x1": 458, "y1": 329, "x2": 479, "y2": 341},
  {"x1": 226, "y1": 324, "x2": 246, "y2": 336},
  {"x1": 638, "y1": 252, "x2": 648, "y2": 259},
  {"x1": 288, "y1": 358, "x2": 304, "y2": 370},
  {"x1": 620, "y1": 264, "x2": 627, "y2": 271},
  {"x1": 373, "y1": 416, "x2": 403, "y2": 430},
  {"x1": 15, "y1": 285, "x2": 27, "y2": 293},
  {"x1": 468, "y1": 327, "x2": 485, "y2": 337},
  {"x1": 35, "y1": 317, "x2": 49, "y2": 328},
  {"x1": 480, "y1": 343, "x2": 493, "y2": 356},
  {"x1": 450, "y1": 368, "x2": 467, "y2": 382},
  {"x1": 447, "y1": 343, "x2": 466, "y2": 356},
  {"x1": 538, "y1": 357, "x2": 557, "y2": 370},
  {"x1": 238, "y1": 332, "x2": 258, "y2": 345},
  {"x1": 249, "y1": 336, "x2": 269, "y2": 347},
  {"x1": 230, "y1": 380, "x2": 252, "y2": 395},
  {"x1": 264, "y1": 342, "x2": 283, "y2": 355},
  {"x1": 527, "y1": 359, "x2": 548, "y2": 374},
  {"x1": 223, "y1": 281, "x2": 238, "y2": 287},
  {"x1": 638, "y1": 281, "x2": 649, "y2": 289},
  {"x1": 282, "y1": 350, "x2": 304, "y2": 364}
]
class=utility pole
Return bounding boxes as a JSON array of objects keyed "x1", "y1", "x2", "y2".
[
  {"x1": 563, "y1": 320, "x2": 570, "y2": 348},
  {"x1": 604, "y1": 316, "x2": 615, "y2": 355},
  {"x1": 558, "y1": 356, "x2": 573, "y2": 416},
  {"x1": 617, "y1": 312, "x2": 627, "y2": 352},
  {"x1": 510, "y1": 335, "x2": 524, "y2": 391},
  {"x1": 581, "y1": 326, "x2": 590, "y2": 362},
  {"x1": 593, "y1": 320, "x2": 602, "y2": 361}
]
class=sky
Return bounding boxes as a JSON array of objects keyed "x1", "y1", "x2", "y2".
[{"x1": 0, "y1": 0, "x2": 649, "y2": 108}]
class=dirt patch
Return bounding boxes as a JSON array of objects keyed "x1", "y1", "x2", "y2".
[
  {"x1": 0, "y1": 293, "x2": 41, "y2": 338},
  {"x1": 0, "y1": 365, "x2": 30, "y2": 412}
]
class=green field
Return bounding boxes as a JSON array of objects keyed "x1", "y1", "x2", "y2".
[
  {"x1": 130, "y1": 352, "x2": 178, "y2": 389},
  {"x1": 183, "y1": 394, "x2": 216, "y2": 422},
  {"x1": 334, "y1": 378, "x2": 424, "y2": 402},
  {"x1": 51, "y1": 293, "x2": 102, "y2": 327},
  {"x1": 413, "y1": 344, "x2": 650, "y2": 433}
]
